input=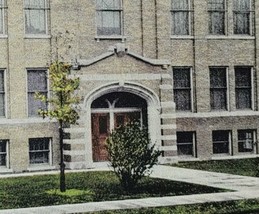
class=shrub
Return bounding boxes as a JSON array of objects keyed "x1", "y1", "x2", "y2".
[{"x1": 106, "y1": 122, "x2": 162, "y2": 191}]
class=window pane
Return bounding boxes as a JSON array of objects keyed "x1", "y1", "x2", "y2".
[
  {"x1": 234, "y1": 0, "x2": 250, "y2": 10},
  {"x1": 97, "y1": 11, "x2": 121, "y2": 35},
  {"x1": 0, "y1": 71, "x2": 4, "y2": 92},
  {"x1": 210, "y1": 68, "x2": 226, "y2": 88},
  {"x1": 172, "y1": 0, "x2": 189, "y2": 10},
  {"x1": 177, "y1": 132, "x2": 194, "y2": 156},
  {"x1": 174, "y1": 89, "x2": 191, "y2": 111},
  {"x1": 28, "y1": 92, "x2": 47, "y2": 117},
  {"x1": 0, "y1": 93, "x2": 5, "y2": 117},
  {"x1": 236, "y1": 89, "x2": 251, "y2": 109},
  {"x1": 28, "y1": 70, "x2": 47, "y2": 91},
  {"x1": 213, "y1": 130, "x2": 229, "y2": 141},
  {"x1": 234, "y1": 13, "x2": 250, "y2": 34},
  {"x1": 0, "y1": 7, "x2": 3, "y2": 34},
  {"x1": 97, "y1": 0, "x2": 121, "y2": 9},
  {"x1": 209, "y1": 12, "x2": 225, "y2": 34},
  {"x1": 25, "y1": 9, "x2": 46, "y2": 34},
  {"x1": 210, "y1": 89, "x2": 227, "y2": 110},
  {"x1": 235, "y1": 68, "x2": 251, "y2": 87},
  {"x1": 0, "y1": 140, "x2": 6, "y2": 152},
  {"x1": 208, "y1": 0, "x2": 224, "y2": 10},
  {"x1": 173, "y1": 69, "x2": 190, "y2": 88},
  {"x1": 172, "y1": 12, "x2": 189, "y2": 35}
]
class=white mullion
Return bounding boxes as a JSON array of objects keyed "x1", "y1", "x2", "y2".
[
  {"x1": 192, "y1": 132, "x2": 196, "y2": 157},
  {"x1": 251, "y1": 67, "x2": 255, "y2": 110},
  {"x1": 229, "y1": 131, "x2": 232, "y2": 155},
  {"x1": 226, "y1": 67, "x2": 230, "y2": 111},
  {"x1": 190, "y1": 67, "x2": 194, "y2": 112},
  {"x1": 6, "y1": 140, "x2": 9, "y2": 168},
  {"x1": 49, "y1": 138, "x2": 52, "y2": 165}
]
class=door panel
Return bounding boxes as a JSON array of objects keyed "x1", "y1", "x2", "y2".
[{"x1": 91, "y1": 113, "x2": 110, "y2": 162}]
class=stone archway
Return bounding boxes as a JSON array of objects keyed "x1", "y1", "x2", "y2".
[{"x1": 83, "y1": 82, "x2": 161, "y2": 166}]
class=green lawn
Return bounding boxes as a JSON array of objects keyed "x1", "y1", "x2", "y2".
[
  {"x1": 93, "y1": 199, "x2": 259, "y2": 214},
  {"x1": 0, "y1": 171, "x2": 225, "y2": 209},
  {"x1": 172, "y1": 158, "x2": 259, "y2": 177}
]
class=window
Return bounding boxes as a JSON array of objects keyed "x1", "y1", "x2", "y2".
[
  {"x1": 177, "y1": 132, "x2": 195, "y2": 156},
  {"x1": 27, "y1": 70, "x2": 48, "y2": 117},
  {"x1": 0, "y1": 0, "x2": 6, "y2": 34},
  {"x1": 238, "y1": 130, "x2": 255, "y2": 153},
  {"x1": 171, "y1": 0, "x2": 192, "y2": 35},
  {"x1": 208, "y1": 0, "x2": 225, "y2": 35},
  {"x1": 212, "y1": 130, "x2": 231, "y2": 154},
  {"x1": 233, "y1": 0, "x2": 254, "y2": 35},
  {"x1": 210, "y1": 67, "x2": 227, "y2": 110},
  {"x1": 24, "y1": 0, "x2": 49, "y2": 35},
  {"x1": 0, "y1": 140, "x2": 7, "y2": 167},
  {"x1": 29, "y1": 138, "x2": 51, "y2": 164},
  {"x1": 173, "y1": 68, "x2": 192, "y2": 111},
  {"x1": 235, "y1": 67, "x2": 252, "y2": 109},
  {"x1": 0, "y1": 70, "x2": 5, "y2": 117},
  {"x1": 96, "y1": 0, "x2": 122, "y2": 36}
]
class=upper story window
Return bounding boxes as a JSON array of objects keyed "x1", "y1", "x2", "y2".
[
  {"x1": 0, "y1": 0, "x2": 6, "y2": 35},
  {"x1": 208, "y1": 0, "x2": 225, "y2": 35},
  {"x1": 0, "y1": 70, "x2": 5, "y2": 117},
  {"x1": 171, "y1": 0, "x2": 192, "y2": 35},
  {"x1": 233, "y1": 0, "x2": 254, "y2": 35},
  {"x1": 235, "y1": 67, "x2": 252, "y2": 110},
  {"x1": 96, "y1": 0, "x2": 122, "y2": 36},
  {"x1": 27, "y1": 69, "x2": 48, "y2": 117},
  {"x1": 24, "y1": 0, "x2": 49, "y2": 35},
  {"x1": 173, "y1": 67, "x2": 192, "y2": 111},
  {"x1": 210, "y1": 67, "x2": 228, "y2": 111}
]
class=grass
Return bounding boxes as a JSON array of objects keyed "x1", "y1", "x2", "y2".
[
  {"x1": 0, "y1": 171, "x2": 225, "y2": 209},
  {"x1": 172, "y1": 158, "x2": 259, "y2": 177},
  {"x1": 92, "y1": 199, "x2": 259, "y2": 214}
]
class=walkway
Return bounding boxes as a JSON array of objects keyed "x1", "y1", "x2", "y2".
[{"x1": 0, "y1": 165, "x2": 259, "y2": 214}]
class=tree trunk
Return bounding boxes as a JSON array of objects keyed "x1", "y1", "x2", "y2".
[{"x1": 59, "y1": 125, "x2": 66, "y2": 192}]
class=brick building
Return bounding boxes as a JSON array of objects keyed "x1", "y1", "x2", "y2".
[{"x1": 0, "y1": 0, "x2": 259, "y2": 172}]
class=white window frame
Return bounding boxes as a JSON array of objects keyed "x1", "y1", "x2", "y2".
[
  {"x1": 26, "y1": 69, "x2": 49, "y2": 118},
  {"x1": 212, "y1": 130, "x2": 232, "y2": 155},
  {"x1": 171, "y1": 0, "x2": 193, "y2": 36},
  {"x1": 176, "y1": 131, "x2": 196, "y2": 157},
  {"x1": 173, "y1": 67, "x2": 193, "y2": 112},
  {"x1": 29, "y1": 137, "x2": 52, "y2": 165},
  {"x1": 0, "y1": 139, "x2": 9, "y2": 168},
  {"x1": 0, "y1": 0, "x2": 7, "y2": 35},
  {"x1": 237, "y1": 129, "x2": 256, "y2": 154},
  {"x1": 24, "y1": 0, "x2": 49, "y2": 36},
  {"x1": 95, "y1": 0, "x2": 123, "y2": 37},
  {"x1": 208, "y1": 0, "x2": 226, "y2": 35},
  {"x1": 233, "y1": 0, "x2": 254, "y2": 35},
  {"x1": 235, "y1": 67, "x2": 253, "y2": 110}
]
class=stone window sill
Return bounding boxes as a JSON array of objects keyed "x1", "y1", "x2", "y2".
[
  {"x1": 27, "y1": 165, "x2": 56, "y2": 172},
  {"x1": 95, "y1": 35, "x2": 126, "y2": 42},
  {"x1": 0, "y1": 168, "x2": 13, "y2": 174},
  {"x1": 24, "y1": 34, "x2": 51, "y2": 39},
  {"x1": 171, "y1": 35, "x2": 194, "y2": 40},
  {"x1": 0, "y1": 35, "x2": 8, "y2": 39},
  {"x1": 206, "y1": 35, "x2": 255, "y2": 40}
]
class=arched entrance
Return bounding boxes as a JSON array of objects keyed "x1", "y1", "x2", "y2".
[
  {"x1": 83, "y1": 82, "x2": 161, "y2": 166},
  {"x1": 91, "y1": 92, "x2": 147, "y2": 162}
]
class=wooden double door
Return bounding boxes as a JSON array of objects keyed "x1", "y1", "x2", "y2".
[{"x1": 91, "y1": 111, "x2": 141, "y2": 162}]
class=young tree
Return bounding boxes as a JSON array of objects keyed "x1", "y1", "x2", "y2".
[
  {"x1": 36, "y1": 61, "x2": 80, "y2": 192},
  {"x1": 106, "y1": 121, "x2": 162, "y2": 191}
]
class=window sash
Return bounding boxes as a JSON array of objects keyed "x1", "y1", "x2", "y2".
[
  {"x1": 0, "y1": 140, "x2": 7, "y2": 166},
  {"x1": 212, "y1": 131, "x2": 230, "y2": 154},
  {"x1": 209, "y1": 11, "x2": 225, "y2": 35},
  {"x1": 238, "y1": 130, "x2": 255, "y2": 152},
  {"x1": 171, "y1": 0, "x2": 192, "y2": 35},
  {"x1": 233, "y1": 0, "x2": 253, "y2": 35},
  {"x1": 177, "y1": 132, "x2": 195, "y2": 156},
  {"x1": 235, "y1": 68, "x2": 252, "y2": 109},
  {"x1": 27, "y1": 70, "x2": 48, "y2": 117},
  {"x1": 25, "y1": 0, "x2": 48, "y2": 34},
  {"x1": 96, "y1": 0, "x2": 122, "y2": 36},
  {"x1": 29, "y1": 138, "x2": 50, "y2": 164}
]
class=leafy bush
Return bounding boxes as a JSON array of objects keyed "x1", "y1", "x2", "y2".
[{"x1": 106, "y1": 122, "x2": 162, "y2": 190}]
